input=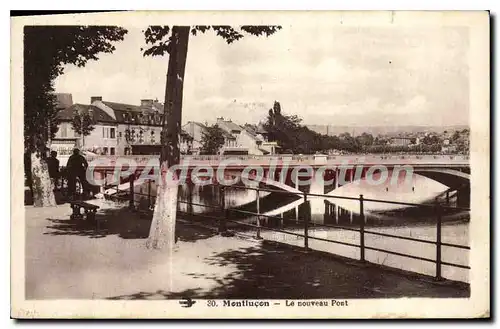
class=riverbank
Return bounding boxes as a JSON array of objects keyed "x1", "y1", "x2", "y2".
[{"x1": 25, "y1": 203, "x2": 469, "y2": 299}]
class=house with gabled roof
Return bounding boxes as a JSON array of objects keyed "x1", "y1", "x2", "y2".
[
  {"x1": 244, "y1": 122, "x2": 279, "y2": 155},
  {"x1": 52, "y1": 102, "x2": 119, "y2": 166},
  {"x1": 216, "y1": 117, "x2": 277, "y2": 155},
  {"x1": 182, "y1": 121, "x2": 209, "y2": 155},
  {"x1": 91, "y1": 96, "x2": 192, "y2": 155}
]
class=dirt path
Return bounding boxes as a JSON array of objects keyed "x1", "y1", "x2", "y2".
[{"x1": 24, "y1": 204, "x2": 469, "y2": 300}]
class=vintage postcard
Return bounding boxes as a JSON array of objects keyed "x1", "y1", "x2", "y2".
[{"x1": 11, "y1": 11, "x2": 490, "y2": 319}]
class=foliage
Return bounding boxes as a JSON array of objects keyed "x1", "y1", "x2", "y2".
[
  {"x1": 71, "y1": 111, "x2": 95, "y2": 137},
  {"x1": 422, "y1": 135, "x2": 440, "y2": 145},
  {"x1": 141, "y1": 24, "x2": 281, "y2": 161},
  {"x1": 142, "y1": 25, "x2": 282, "y2": 56},
  {"x1": 452, "y1": 129, "x2": 470, "y2": 153},
  {"x1": 355, "y1": 132, "x2": 374, "y2": 148},
  {"x1": 200, "y1": 125, "x2": 226, "y2": 155},
  {"x1": 264, "y1": 101, "x2": 303, "y2": 153},
  {"x1": 262, "y1": 101, "x2": 467, "y2": 154},
  {"x1": 24, "y1": 26, "x2": 127, "y2": 154},
  {"x1": 141, "y1": 24, "x2": 282, "y2": 248},
  {"x1": 264, "y1": 101, "x2": 365, "y2": 154},
  {"x1": 365, "y1": 144, "x2": 442, "y2": 153}
]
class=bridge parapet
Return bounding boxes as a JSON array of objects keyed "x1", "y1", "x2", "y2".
[{"x1": 86, "y1": 154, "x2": 470, "y2": 169}]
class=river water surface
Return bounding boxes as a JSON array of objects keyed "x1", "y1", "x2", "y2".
[{"x1": 130, "y1": 172, "x2": 469, "y2": 283}]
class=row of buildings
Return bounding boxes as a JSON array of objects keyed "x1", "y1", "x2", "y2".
[
  {"x1": 51, "y1": 93, "x2": 278, "y2": 158},
  {"x1": 382, "y1": 132, "x2": 469, "y2": 153}
]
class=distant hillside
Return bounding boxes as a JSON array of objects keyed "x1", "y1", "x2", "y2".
[{"x1": 306, "y1": 125, "x2": 469, "y2": 137}]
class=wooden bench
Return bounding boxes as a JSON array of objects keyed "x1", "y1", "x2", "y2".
[{"x1": 70, "y1": 201, "x2": 100, "y2": 221}]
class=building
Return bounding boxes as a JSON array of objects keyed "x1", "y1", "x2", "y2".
[
  {"x1": 243, "y1": 123, "x2": 278, "y2": 155},
  {"x1": 441, "y1": 144, "x2": 457, "y2": 153},
  {"x1": 389, "y1": 137, "x2": 413, "y2": 147},
  {"x1": 182, "y1": 121, "x2": 209, "y2": 155},
  {"x1": 216, "y1": 117, "x2": 248, "y2": 155},
  {"x1": 91, "y1": 97, "x2": 194, "y2": 156},
  {"x1": 53, "y1": 95, "x2": 192, "y2": 157},
  {"x1": 91, "y1": 98, "x2": 164, "y2": 155},
  {"x1": 52, "y1": 102, "x2": 118, "y2": 165},
  {"x1": 179, "y1": 131, "x2": 194, "y2": 155},
  {"x1": 215, "y1": 117, "x2": 276, "y2": 155},
  {"x1": 51, "y1": 93, "x2": 76, "y2": 158}
]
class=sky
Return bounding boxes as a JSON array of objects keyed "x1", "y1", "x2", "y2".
[{"x1": 54, "y1": 25, "x2": 470, "y2": 127}]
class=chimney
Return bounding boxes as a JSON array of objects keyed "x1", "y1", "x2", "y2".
[
  {"x1": 90, "y1": 96, "x2": 102, "y2": 104},
  {"x1": 141, "y1": 99, "x2": 154, "y2": 108}
]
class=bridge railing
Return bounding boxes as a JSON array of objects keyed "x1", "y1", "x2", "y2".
[
  {"x1": 220, "y1": 185, "x2": 470, "y2": 280},
  {"x1": 86, "y1": 153, "x2": 470, "y2": 167}
]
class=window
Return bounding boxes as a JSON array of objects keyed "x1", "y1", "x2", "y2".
[
  {"x1": 102, "y1": 127, "x2": 116, "y2": 139},
  {"x1": 110, "y1": 147, "x2": 115, "y2": 155},
  {"x1": 103, "y1": 147, "x2": 108, "y2": 155},
  {"x1": 118, "y1": 132, "x2": 122, "y2": 138},
  {"x1": 61, "y1": 124, "x2": 68, "y2": 138}
]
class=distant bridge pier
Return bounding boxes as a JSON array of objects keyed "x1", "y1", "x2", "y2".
[
  {"x1": 323, "y1": 201, "x2": 340, "y2": 225},
  {"x1": 292, "y1": 171, "x2": 299, "y2": 190},
  {"x1": 324, "y1": 200, "x2": 329, "y2": 223},
  {"x1": 186, "y1": 181, "x2": 194, "y2": 215},
  {"x1": 456, "y1": 184, "x2": 471, "y2": 208}
]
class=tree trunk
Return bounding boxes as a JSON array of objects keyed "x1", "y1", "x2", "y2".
[
  {"x1": 147, "y1": 26, "x2": 190, "y2": 250},
  {"x1": 30, "y1": 153, "x2": 56, "y2": 207}
]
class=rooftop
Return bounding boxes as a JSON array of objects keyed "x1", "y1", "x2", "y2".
[
  {"x1": 102, "y1": 101, "x2": 142, "y2": 113},
  {"x1": 216, "y1": 118, "x2": 242, "y2": 133},
  {"x1": 100, "y1": 101, "x2": 163, "y2": 125},
  {"x1": 57, "y1": 104, "x2": 115, "y2": 123}
]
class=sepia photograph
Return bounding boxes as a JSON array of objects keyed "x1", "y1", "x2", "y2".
[{"x1": 11, "y1": 10, "x2": 490, "y2": 319}]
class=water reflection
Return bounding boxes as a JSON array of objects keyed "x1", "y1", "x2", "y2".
[
  {"x1": 131, "y1": 171, "x2": 469, "y2": 229},
  {"x1": 170, "y1": 172, "x2": 469, "y2": 229},
  {"x1": 128, "y1": 173, "x2": 469, "y2": 283}
]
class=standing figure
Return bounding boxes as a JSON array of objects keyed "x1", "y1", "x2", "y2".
[
  {"x1": 46, "y1": 151, "x2": 60, "y2": 190},
  {"x1": 66, "y1": 149, "x2": 89, "y2": 199}
]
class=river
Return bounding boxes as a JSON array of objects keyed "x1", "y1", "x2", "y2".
[{"x1": 129, "y1": 172, "x2": 469, "y2": 283}]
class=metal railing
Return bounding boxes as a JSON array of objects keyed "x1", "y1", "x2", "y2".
[
  {"x1": 101, "y1": 173, "x2": 470, "y2": 281},
  {"x1": 86, "y1": 153, "x2": 470, "y2": 168}
]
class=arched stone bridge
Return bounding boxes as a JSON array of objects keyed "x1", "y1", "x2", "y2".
[{"x1": 87, "y1": 154, "x2": 470, "y2": 207}]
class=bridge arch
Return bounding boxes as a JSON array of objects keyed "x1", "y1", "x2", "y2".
[
  {"x1": 238, "y1": 172, "x2": 303, "y2": 195},
  {"x1": 414, "y1": 168, "x2": 470, "y2": 190}
]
